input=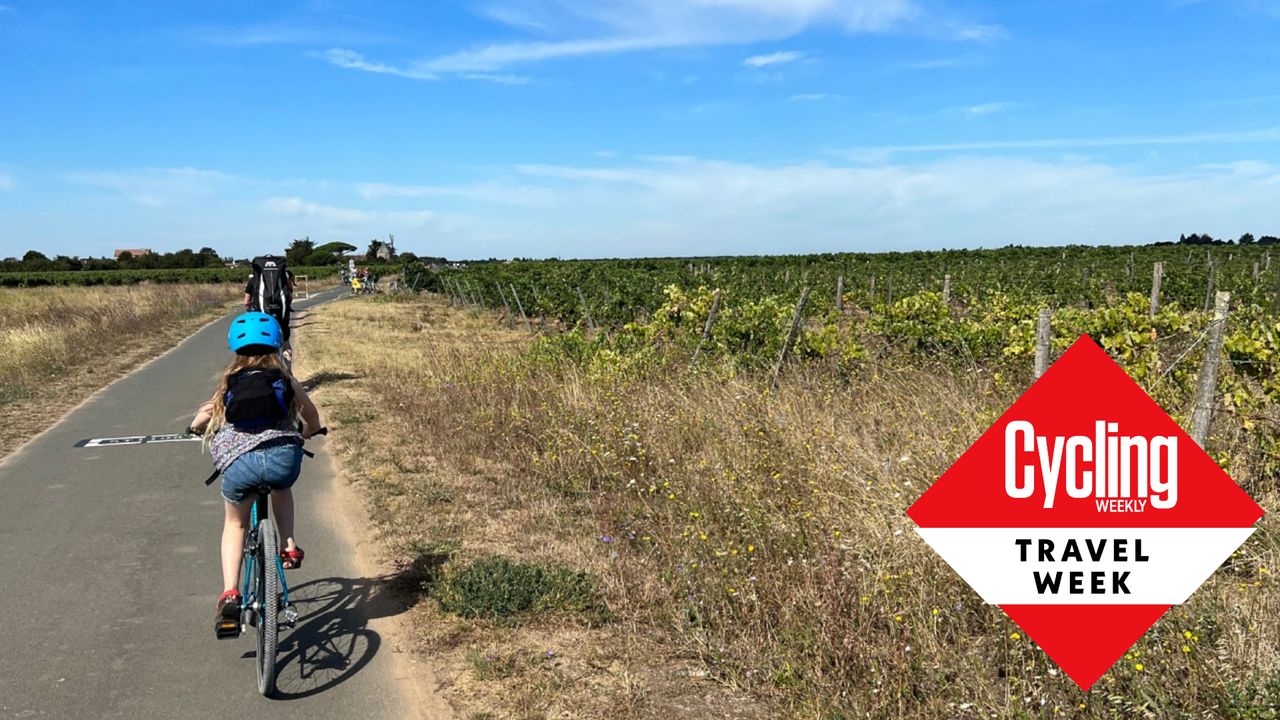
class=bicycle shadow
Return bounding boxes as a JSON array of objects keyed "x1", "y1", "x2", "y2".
[
  {"x1": 299, "y1": 371, "x2": 362, "y2": 392},
  {"x1": 257, "y1": 570, "x2": 425, "y2": 700}
]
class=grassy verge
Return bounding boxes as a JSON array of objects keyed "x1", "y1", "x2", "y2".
[
  {"x1": 0, "y1": 283, "x2": 241, "y2": 457},
  {"x1": 298, "y1": 292, "x2": 1280, "y2": 720}
]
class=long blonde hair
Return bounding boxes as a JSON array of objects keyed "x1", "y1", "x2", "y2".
[{"x1": 204, "y1": 353, "x2": 299, "y2": 439}]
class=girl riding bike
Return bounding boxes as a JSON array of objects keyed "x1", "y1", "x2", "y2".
[{"x1": 186, "y1": 312, "x2": 323, "y2": 637}]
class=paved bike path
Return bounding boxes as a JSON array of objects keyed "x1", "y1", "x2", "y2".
[{"x1": 0, "y1": 287, "x2": 430, "y2": 719}]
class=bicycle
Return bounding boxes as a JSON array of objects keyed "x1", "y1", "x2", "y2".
[{"x1": 209, "y1": 427, "x2": 327, "y2": 697}]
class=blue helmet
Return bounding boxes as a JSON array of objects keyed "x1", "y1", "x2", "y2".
[{"x1": 228, "y1": 312, "x2": 283, "y2": 354}]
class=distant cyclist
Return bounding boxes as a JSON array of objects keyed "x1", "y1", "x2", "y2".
[
  {"x1": 186, "y1": 312, "x2": 323, "y2": 637},
  {"x1": 244, "y1": 256, "x2": 294, "y2": 364}
]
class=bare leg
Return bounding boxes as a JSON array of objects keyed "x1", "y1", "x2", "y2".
[
  {"x1": 221, "y1": 500, "x2": 253, "y2": 592},
  {"x1": 272, "y1": 488, "x2": 297, "y2": 552}
]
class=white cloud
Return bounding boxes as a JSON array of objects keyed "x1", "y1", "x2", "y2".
[
  {"x1": 845, "y1": 127, "x2": 1280, "y2": 161},
  {"x1": 355, "y1": 180, "x2": 559, "y2": 207},
  {"x1": 790, "y1": 92, "x2": 830, "y2": 101},
  {"x1": 0, "y1": 5, "x2": 13, "y2": 13},
  {"x1": 961, "y1": 101, "x2": 1018, "y2": 116},
  {"x1": 743, "y1": 50, "x2": 805, "y2": 67},
  {"x1": 483, "y1": 5, "x2": 551, "y2": 32},
  {"x1": 64, "y1": 167, "x2": 233, "y2": 207},
  {"x1": 192, "y1": 21, "x2": 387, "y2": 47},
  {"x1": 322, "y1": 49, "x2": 437, "y2": 80},
  {"x1": 264, "y1": 197, "x2": 370, "y2": 224},
  {"x1": 330, "y1": 0, "x2": 999, "y2": 80},
  {"x1": 0, "y1": 173, "x2": 13, "y2": 191},
  {"x1": 26, "y1": 152, "x2": 1280, "y2": 260},
  {"x1": 501, "y1": 155, "x2": 1280, "y2": 255}
]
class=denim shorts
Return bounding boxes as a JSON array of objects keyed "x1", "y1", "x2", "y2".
[{"x1": 220, "y1": 440, "x2": 303, "y2": 504}]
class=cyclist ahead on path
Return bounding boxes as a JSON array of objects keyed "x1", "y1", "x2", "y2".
[
  {"x1": 243, "y1": 256, "x2": 294, "y2": 364},
  {"x1": 186, "y1": 312, "x2": 323, "y2": 635}
]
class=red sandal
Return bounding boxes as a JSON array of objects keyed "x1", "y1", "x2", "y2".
[{"x1": 280, "y1": 547, "x2": 305, "y2": 569}]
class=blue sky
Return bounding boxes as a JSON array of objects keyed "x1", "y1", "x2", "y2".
[{"x1": 1, "y1": 0, "x2": 1279, "y2": 260}]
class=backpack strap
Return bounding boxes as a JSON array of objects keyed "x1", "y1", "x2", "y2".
[{"x1": 203, "y1": 468, "x2": 221, "y2": 486}]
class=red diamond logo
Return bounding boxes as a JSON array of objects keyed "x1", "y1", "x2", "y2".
[{"x1": 907, "y1": 336, "x2": 1263, "y2": 690}]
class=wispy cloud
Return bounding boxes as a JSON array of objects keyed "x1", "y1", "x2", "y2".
[
  {"x1": 901, "y1": 57, "x2": 968, "y2": 70},
  {"x1": 790, "y1": 93, "x2": 833, "y2": 101},
  {"x1": 846, "y1": 127, "x2": 1280, "y2": 161},
  {"x1": 64, "y1": 167, "x2": 234, "y2": 207},
  {"x1": 0, "y1": 5, "x2": 14, "y2": 13},
  {"x1": 0, "y1": 173, "x2": 13, "y2": 191},
  {"x1": 744, "y1": 50, "x2": 806, "y2": 68},
  {"x1": 502, "y1": 154, "x2": 1280, "y2": 254},
  {"x1": 192, "y1": 20, "x2": 387, "y2": 47},
  {"x1": 323, "y1": 49, "x2": 437, "y2": 80},
  {"x1": 961, "y1": 101, "x2": 1019, "y2": 116},
  {"x1": 356, "y1": 180, "x2": 558, "y2": 207},
  {"x1": 329, "y1": 0, "x2": 1001, "y2": 80},
  {"x1": 264, "y1": 196, "x2": 369, "y2": 224},
  {"x1": 483, "y1": 4, "x2": 551, "y2": 32}
]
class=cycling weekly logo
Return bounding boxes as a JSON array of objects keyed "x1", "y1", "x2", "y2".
[{"x1": 907, "y1": 336, "x2": 1263, "y2": 690}]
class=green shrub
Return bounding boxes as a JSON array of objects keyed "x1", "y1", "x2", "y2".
[{"x1": 437, "y1": 555, "x2": 598, "y2": 620}]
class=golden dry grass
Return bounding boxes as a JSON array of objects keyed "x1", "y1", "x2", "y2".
[
  {"x1": 0, "y1": 283, "x2": 241, "y2": 456},
  {"x1": 299, "y1": 292, "x2": 1280, "y2": 720}
]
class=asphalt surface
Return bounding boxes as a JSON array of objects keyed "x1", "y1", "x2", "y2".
[{"x1": 0, "y1": 286, "x2": 424, "y2": 719}]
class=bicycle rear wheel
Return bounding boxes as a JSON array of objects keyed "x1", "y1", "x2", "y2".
[{"x1": 255, "y1": 517, "x2": 280, "y2": 697}]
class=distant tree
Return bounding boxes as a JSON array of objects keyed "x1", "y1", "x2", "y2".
[
  {"x1": 1239, "y1": 233, "x2": 1256, "y2": 245},
  {"x1": 1259, "y1": 235, "x2": 1280, "y2": 245},
  {"x1": 22, "y1": 250, "x2": 50, "y2": 269},
  {"x1": 285, "y1": 238, "x2": 315, "y2": 266},
  {"x1": 366, "y1": 240, "x2": 383, "y2": 261}
]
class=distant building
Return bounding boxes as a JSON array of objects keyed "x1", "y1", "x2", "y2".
[
  {"x1": 114, "y1": 248, "x2": 152, "y2": 258},
  {"x1": 375, "y1": 235, "x2": 396, "y2": 261}
]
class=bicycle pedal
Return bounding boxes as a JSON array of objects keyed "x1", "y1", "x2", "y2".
[
  {"x1": 215, "y1": 621, "x2": 241, "y2": 640},
  {"x1": 283, "y1": 607, "x2": 299, "y2": 627}
]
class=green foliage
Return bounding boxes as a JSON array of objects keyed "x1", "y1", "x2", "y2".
[
  {"x1": 437, "y1": 555, "x2": 599, "y2": 620},
  {"x1": 0, "y1": 266, "x2": 338, "y2": 287}
]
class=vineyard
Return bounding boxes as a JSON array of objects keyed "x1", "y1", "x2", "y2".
[
  {"x1": 316, "y1": 243, "x2": 1280, "y2": 718},
  {"x1": 411, "y1": 244, "x2": 1279, "y2": 478}
]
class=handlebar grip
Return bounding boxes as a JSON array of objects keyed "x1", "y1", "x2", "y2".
[{"x1": 316, "y1": 427, "x2": 328, "y2": 436}]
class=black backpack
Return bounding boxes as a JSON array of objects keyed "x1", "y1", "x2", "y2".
[
  {"x1": 249, "y1": 256, "x2": 289, "y2": 317},
  {"x1": 224, "y1": 369, "x2": 293, "y2": 430}
]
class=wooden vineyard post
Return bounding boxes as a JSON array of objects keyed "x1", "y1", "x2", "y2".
[
  {"x1": 784, "y1": 269, "x2": 791, "y2": 284},
  {"x1": 887, "y1": 275, "x2": 894, "y2": 305},
  {"x1": 771, "y1": 287, "x2": 811, "y2": 392},
  {"x1": 692, "y1": 288, "x2": 722, "y2": 363},
  {"x1": 835, "y1": 275, "x2": 844, "y2": 313},
  {"x1": 869, "y1": 276, "x2": 876, "y2": 301},
  {"x1": 1191, "y1": 291, "x2": 1230, "y2": 448},
  {"x1": 509, "y1": 284, "x2": 532, "y2": 332},
  {"x1": 1034, "y1": 308, "x2": 1052, "y2": 379},
  {"x1": 1203, "y1": 261, "x2": 1216, "y2": 313},
  {"x1": 576, "y1": 286, "x2": 596, "y2": 332},
  {"x1": 1149, "y1": 262, "x2": 1163, "y2": 318},
  {"x1": 942, "y1": 273, "x2": 951, "y2": 305},
  {"x1": 496, "y1": 283, "x2": 515, "y2": 329},
  {"x1": 1253, "y1": 261, "x2": 1260, "y2": 286}
]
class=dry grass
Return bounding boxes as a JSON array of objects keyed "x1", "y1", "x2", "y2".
[
  {"x1": 299, "y1": 292, "x2": 1280, "y2": 720},
  {"x1": 0, "y1": 283, "x2": 241, "y2": 456}
]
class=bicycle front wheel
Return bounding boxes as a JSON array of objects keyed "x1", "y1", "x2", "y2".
[{"x1": 255, "y1": 517, "x2": 280, "y2": 697}]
